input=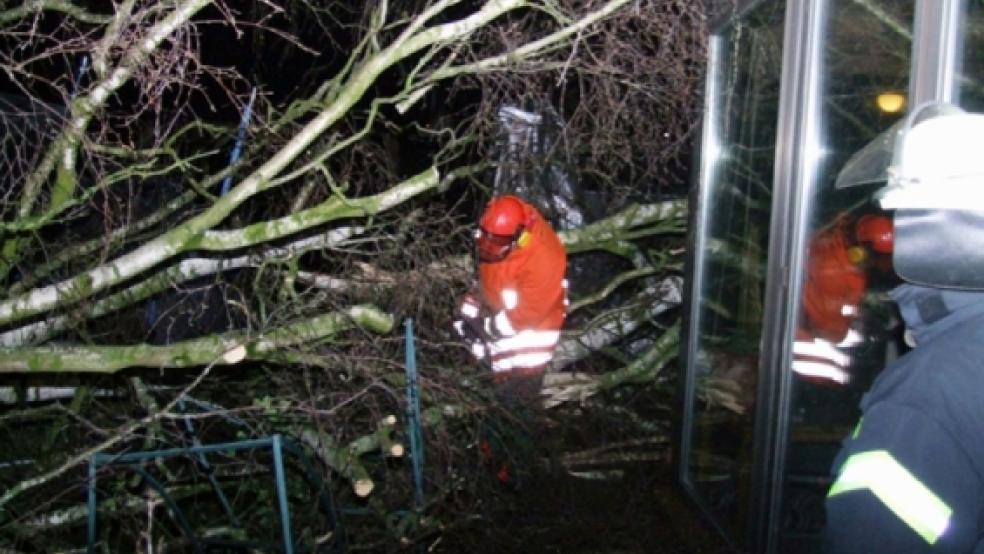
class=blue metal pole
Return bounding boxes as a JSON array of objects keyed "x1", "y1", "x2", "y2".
[
  {"x1": 71, "y1": 56, "x2": 90, "y2": 100},
  {"x1": 92, "y1": 437, "x2": 273, "y2": 464},
  {"x1": 271, "y1": 434, "x2": 295, "y2": 554},
  {"x1": 404, "y1": 319, "x2": 425, "y2": 509},
  {"x1": 220, "y1": 87, "x2": 257, "y2": 196}
]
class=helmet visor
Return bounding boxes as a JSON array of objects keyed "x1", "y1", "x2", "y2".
[
  {"x1": 476, "y1": 229, "x2": 515, "y2": 262},
  {"x1": 834, "y1": 120, "x2": 901, "y2": 189}
]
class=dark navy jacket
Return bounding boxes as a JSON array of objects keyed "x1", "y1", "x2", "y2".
[{"x1": 825, "y1": 284, "x2": 984, "y2": 553}]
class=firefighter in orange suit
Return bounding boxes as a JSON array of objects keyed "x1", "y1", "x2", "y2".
[
  {"x1": 453, "y1": 195, "x2": 568, "y2": 401},
  {"x1": 792, "y1": 214, "x2": 893, "y2": 385},
  {"x1": 801, "y1": 214, "x2": 893, "y2": 343}
]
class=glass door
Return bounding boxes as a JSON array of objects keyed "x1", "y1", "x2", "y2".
[{"x1": 679, "y1": 1, "x2": 786, "y2": 547}]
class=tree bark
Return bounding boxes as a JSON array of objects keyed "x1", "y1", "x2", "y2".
[{"x1": 0, "y1": 306, "x2": 392, "y2": 373}]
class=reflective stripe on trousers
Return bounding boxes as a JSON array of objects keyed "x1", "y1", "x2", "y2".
[{"x1": 490, "y1": 329, "x2": 560, "y2": 373}]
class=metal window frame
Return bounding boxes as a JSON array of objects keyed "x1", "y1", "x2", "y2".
[
  {"x1": 909, "y1": 0, "x2": 964, "y2": 106},
  {"x1": 750, "y1": 0, "x2": 827, "y2": 550},
  {"x1": 909, "y1": 0, "x2": 967, "y2": 104},
  {"x1": 677, "y1": 27, "x2": 734, "y2": 548},
  {"x1": 678, "y1": 0, "x2": 825, "y2": 551}
]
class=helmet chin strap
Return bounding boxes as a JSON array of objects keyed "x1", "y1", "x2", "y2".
[
  {"x1": 514, "y1": 213, "x2": 537, "y2": 249},
  {"x1": 515, "y1": 229, "x2": 531, "y2": 248}
]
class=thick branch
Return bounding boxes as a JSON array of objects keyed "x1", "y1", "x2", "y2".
[
  {"x1": 0, "y1": 305, "x2": 393, "y2": 373},
  {"x1": 558, "y1": 200, "x2": 687, "y2": 256},
  {"x1": 297, "y1": 415, "x2": 404, "y2": 498},
  {"x1": 0, "y1": 229, "x2": 364, "y2": 346},
  {"x1": 198, "y1": 167, "x2": 438, "y2": 250},
  {"x1": 542, "y1": 321, "x2": 679, "y2": 408},
  {"x1": 1, "y1": 0, "x2": 213, "y2": 281},
  {"x1": 551, "y1": 276, "x2": 683, "y2": 368},
  {"x1": 429, "y1": 0, "x2": 632, "y2": 81},
  {"x1": 8, "y1": 168, "x2": 232, "y2": 298}
]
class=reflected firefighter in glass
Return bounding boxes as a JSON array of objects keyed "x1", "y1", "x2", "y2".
[{"x1": 794, "y1": 213, "x2": 894, "y2": 385}]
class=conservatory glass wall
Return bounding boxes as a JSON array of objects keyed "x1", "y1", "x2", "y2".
[
  {"x1": 960, "y1": 2, "x2": 984, "y2": 112},
  {"x1": 677, "y1": 0, "x2": 970, "y2": 552},
  {"x1": 679, "y1": 0, "x2": 785, "y2": 546}
]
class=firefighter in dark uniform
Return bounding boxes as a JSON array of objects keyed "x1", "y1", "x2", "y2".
[
  {"x1": 825, "y1": 104, "x2": 984, "y2": 552},
  {"x1": 825, "y1": 285, "x2": 984, "y2": 552}
]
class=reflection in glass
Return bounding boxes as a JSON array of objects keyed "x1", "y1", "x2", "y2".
[
  {"x1": 960, "y1": 1, "x2": 984, "y2": 111},
  {"x1": 684, "y1": 2, "x2": 785, "y2": 544},
  {"x1": 782, "y1": 1, "x2": 914, "y2": 552}
]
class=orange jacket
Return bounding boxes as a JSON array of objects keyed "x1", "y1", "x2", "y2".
[
  {"x1": 801, "y1": 219, "x2": 867, "y2": 342},
  {"x1": 478, "y1": 200, "x2": 567, "y2": 334}
]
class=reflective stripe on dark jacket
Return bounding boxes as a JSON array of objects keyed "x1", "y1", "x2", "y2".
[{"x1": 825, "y1": 284, "x2": 984, "y2": 553}]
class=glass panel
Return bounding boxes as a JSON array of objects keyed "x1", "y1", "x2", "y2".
[
  {"x1": 781, "y1": 1, "x2": 914, "y2": 552},
  {"x1": 683, "y1": 1, "x2": 785, "y2": 543},
  {"x1": 959, "y1": 1, "x2": 984, "y2": 110}
]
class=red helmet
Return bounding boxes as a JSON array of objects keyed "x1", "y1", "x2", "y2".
[
  {"x1": 855, "y1": 214, "x2": 894, "y2": 253},
  {"x1": 477, "y1": 196, "x2": 528, "y2": 262}
]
